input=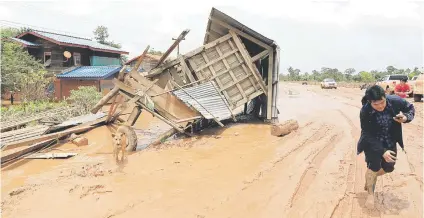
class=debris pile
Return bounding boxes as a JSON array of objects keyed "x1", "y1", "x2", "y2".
[{"x1": 1, "y1": 8, "x2": 281, "y2": 165}]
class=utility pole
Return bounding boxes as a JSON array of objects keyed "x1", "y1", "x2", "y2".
[{"x1": 172, "y1": 37, "x2": 185, "y2": 56}]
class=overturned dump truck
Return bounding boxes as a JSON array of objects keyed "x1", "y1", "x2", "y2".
[{"x1": 91, "y1": 8, "x2": 280, "y2": 151}]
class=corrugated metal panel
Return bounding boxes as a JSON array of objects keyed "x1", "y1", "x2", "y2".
[
  {"x1": 9, "y1": 37, "x2": 41, "y2": 46},
  {"x1": 56, "y1": 65, "x2": 122, "y2": 79},
  {"x1": 31, "y1": 31, "x2": 126, "y2": 53},
  {"x1": 204, "y1": 8, "x2": 275, "y2": 46},
  {"x1": 173, "y1": 81, "x2": 233, "y2": 121}
]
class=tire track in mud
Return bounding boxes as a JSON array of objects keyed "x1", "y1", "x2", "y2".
[
  {"x1": 289, "y1": 132, "x2": 344, "y2": 208},
  {"x1": 241, "y1": 122, "x2": 331, "y2": 190}
]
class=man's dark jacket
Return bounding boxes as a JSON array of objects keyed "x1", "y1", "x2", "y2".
[{"x1": 357, "y1": 95, "x2": 415, "y2": 157}]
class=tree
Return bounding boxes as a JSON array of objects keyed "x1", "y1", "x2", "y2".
[
  {"x1": 93, "y1": 26, "x2": 109, "y2": 44},
  {"x1": 148, "y1": 48, "x2": 164, "y2": 56},
  {"x1": 93, "y1": 26, "x2": 126, "y2": 65},
  {"x1": 386, "y1": 66, "x2": 397, "y2": 74},
  {"x1": 1, "y1": 27, "x2": 47, "y2": 101},
  {"x1": 359, "y1": 71, "x2": 374, "y2": 82}
]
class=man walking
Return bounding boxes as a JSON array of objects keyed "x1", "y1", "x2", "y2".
[{"x1": 358, "y1": 85, "x2": 415, "y2": 209}]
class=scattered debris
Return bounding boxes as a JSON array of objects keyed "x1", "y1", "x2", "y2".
[
  {"x1": 0, "y1": 105, "x2": 82, "y2": 132},
  {"x1": 24, "y1": 152, "x2": 77, "y2": 159},
  {"x1": 271, "y1": 119, "x2": 299, "y2": 137},
  {"x1": 72, "y1": 136, "x2": 88, "y2": 146}
]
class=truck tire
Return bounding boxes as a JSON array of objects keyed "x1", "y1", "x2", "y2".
[
  {"x1": 116, "y1": 125, "x2": 138, "y2": 151},
  {"x1": 414, "y1": 94, "x2": 422, "y2": 102}
]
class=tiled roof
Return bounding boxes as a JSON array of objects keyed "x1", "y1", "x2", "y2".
[
  {"x1": 9, "y1": 37, "x2": 41, "y2": 47},
  {"x1": 57, "y1": 65, "x2": 122, "y2": 79},
  {"x1": 17, "y1": 30, "x2": 128, "y2": 54}
]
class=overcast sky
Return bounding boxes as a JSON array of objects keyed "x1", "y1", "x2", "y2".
[{"x1": 1, "y1": 0, "x2": 423, "y2": 73}]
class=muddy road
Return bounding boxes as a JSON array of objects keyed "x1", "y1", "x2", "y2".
[{"x1": 2, "y1": 83, "x2": 423, "y2": 218}]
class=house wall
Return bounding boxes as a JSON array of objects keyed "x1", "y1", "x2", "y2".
[
  {"x1": 54, "y1": 79, "x2": 100, "y2": 100},
  {"x1": 19, "y1": 34, "x2": 122, "y2": 76}
]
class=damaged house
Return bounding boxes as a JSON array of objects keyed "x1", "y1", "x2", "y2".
[{"x1": 93, "y1": 7, "x2": 280, "y2": 146}]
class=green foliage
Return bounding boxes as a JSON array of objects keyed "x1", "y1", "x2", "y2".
[
  {"x1": 93, "y1": 25, "x2": 109, "y2": 44},
  {"x1": 93, "y1": 25, "x2": 125, "y2": 64},
  {"x1": 281, "y1": 65, "x2": 421, "y2": 83},
  {"x1": 1, "y1": 100, "x2": 68, "y2": 121},
  {"x1": 68, "y1": 86, "x2": 102, "y2": 113},
  {"x1": 1, "y1": 27, "x2": 48, "y2": 101}
]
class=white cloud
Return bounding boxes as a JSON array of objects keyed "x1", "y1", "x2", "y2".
[{"x1": 0, "y1": 5, "x2": 14, "y2": 20}]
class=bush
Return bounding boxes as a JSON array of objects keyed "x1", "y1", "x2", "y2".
[
  {"x1": 68, "y1": 86, "x2": 102, "y2": 113},
  {"x1": 0, "y1": 100, "x2": 68, "y2": 122}
]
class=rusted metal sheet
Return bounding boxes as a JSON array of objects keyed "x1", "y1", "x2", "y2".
[{"x1": 173, "y1": 81, "x2": 233, "y2": 121}]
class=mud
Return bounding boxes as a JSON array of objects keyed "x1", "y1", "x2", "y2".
[{"x1": 1, "y1": 83, "x2": 423, "y2": 218}]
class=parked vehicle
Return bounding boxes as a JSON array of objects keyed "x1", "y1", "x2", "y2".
[
  {"x1": 413, "y1": 73, "x2": 424, "y2": 102},
  {"x1": 321, "y1": 78, "x2": 337, "y2": 89},
  {"x1": 376, "y1": 74, "x2": 409, "y2": 95}
]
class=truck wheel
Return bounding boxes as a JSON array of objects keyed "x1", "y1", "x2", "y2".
[
  {"x1": 116, "y1": 125, "x2": 138, "y2": 151},
  {"x1": 414, "y1": 94, "x2": 422, "y2": 102}
]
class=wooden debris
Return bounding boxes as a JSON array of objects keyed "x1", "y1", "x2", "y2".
[
  {"x1": 2, "y1": 125, "x2": 96, "y2": 151},
  {"x1": 0, "y1": 106, "x2": 81, "y2": 132},
  {"x1": 1, "y1": 139, "x2": 56, "y2": 164},
  {"x1": 1, "y1": 125, "x2": 49, "y2": 148},
  {"x1": 271, "y1": 119, "x2": 299, "y2": 137},
  {"x1": 24, "y1": 152, "x2": 77, "y2": 159}
]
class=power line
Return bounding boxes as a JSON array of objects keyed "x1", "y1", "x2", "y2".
[{"x1": 0, "y1": 20, "x2": 91, "y2": 38}]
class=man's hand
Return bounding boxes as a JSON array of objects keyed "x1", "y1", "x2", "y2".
[
  {"x1": 383, "y1": 150, "x2": 397, "y2": 163},
  {"x1": 393, "y1": 111, "x2": 407, "y2": 123}
]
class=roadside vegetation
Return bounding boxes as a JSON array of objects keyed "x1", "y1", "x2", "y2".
[{"x1": 280, "y1": 66, "x2": 422, "y2": 83}]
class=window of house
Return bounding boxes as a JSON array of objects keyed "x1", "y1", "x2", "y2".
[
  {"x1": 44, "y1": 52, "x2": 51, "y2": 67},
  {"x1": 74, "y1": 52, "x2": 81, "y2": 66}
]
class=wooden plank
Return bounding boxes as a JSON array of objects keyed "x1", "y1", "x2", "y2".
[
  {"x1": 148, "y1": 128, "x2": 178, "y2": 148},
  {"x1": 125, "y1": 106, "x2": 142, "y2": 126},
  {"x1": 252, "y1": 50, "x2": 269, "y2": 62},
  {"x1": 267, "y1": 50, "x2": 274, "y2": 120},
  {"x1": 234, "y1": 89, "x2": 265, "y2": 108},
  {"x1": 210, "y1": 17, "x2": 272, "y2": 50},
  {"x1": 1, "y1": 139, "x2": 56, "y2": 164},
  {"x1": 117, "y1": 65, "x2": 127, "y2": 81},
  {"x1": 228, "y1": 41, "x2": 259, "y2": 92},
  {"x1": 215, "y1": 45, "x2": 247, "y2": 103},
  {"x1": 132, "y1": 46, "x2": 150, "y2": 73},
  {"x1": 127, "y1": 72, "x2": 201, "y2": 120},
  {"x1": 183, "y1": 34, "x2": 232, "y2": 59},
  {"x1": 229, "y1": 30, "x2": 268, "y2": 94},
  {"x1": 178, "y1": 55, "x2": 196, "y2": 83},
  {"x1": 208, "y1": 61, "x2": 244, "y2": 81},
  {"x1": 219, "y1": 74, "x2": 251, "y2": 92},
  {"x1": 1, "y1": 125, "x2": 47, "y2": 138},
  {"x1": 154, "y1": 29, "x2": 190, "y2": 69},
  {"x1": 91, "y1": 87, "x2": 119, "y2": 114},
  {"x1": 145, "y1": 59, "x2": 180, "y2": 78},
  {"x1": 113, "y1": 79, "x2": 188, "y2": 133},
  {"x1": 193, "y1": 49, "x2": 238, "y2": 72},
  {"x1": 174, "y1": 116, "x2": 202, "y2": 123},
  {"x1": 2, "y1": 125, "x2": 95, "y2": 151}
]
